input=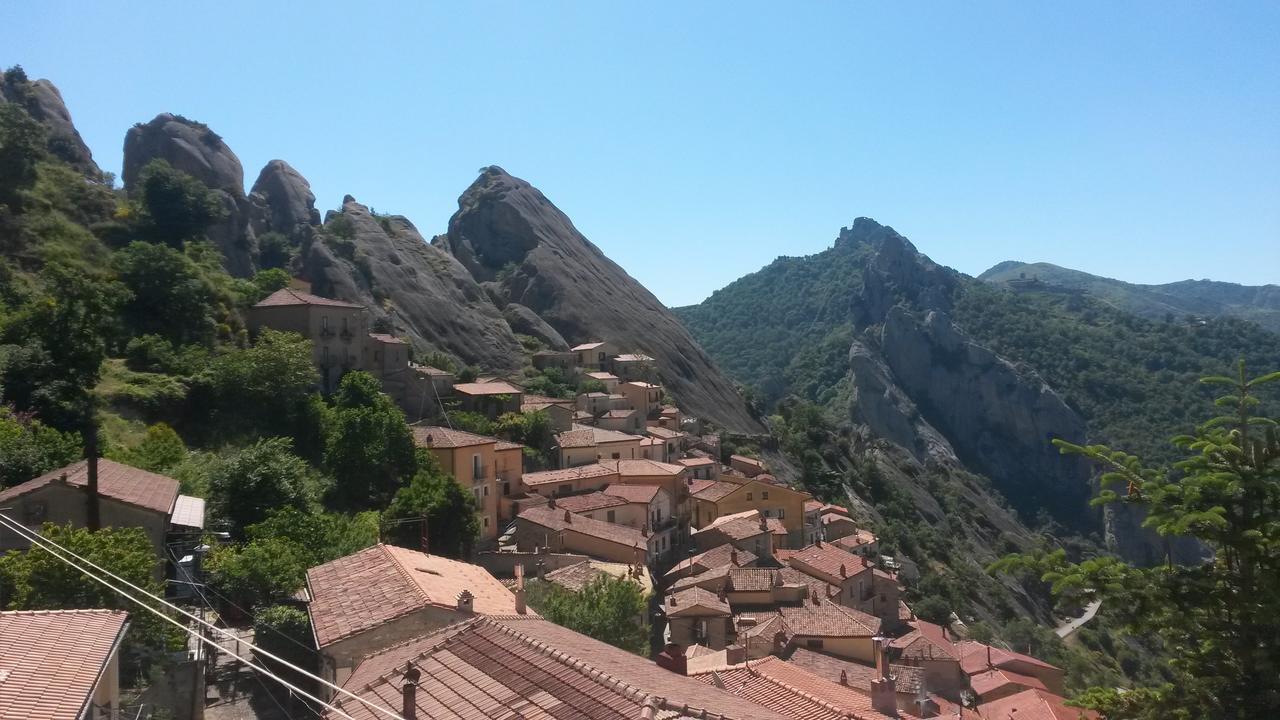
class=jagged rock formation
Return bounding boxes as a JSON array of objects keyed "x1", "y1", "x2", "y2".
[
  {"x1": 0, "y1": 69, "x2": 98, "y2": 175},
  {"x1": 122, "y1": 113, "x2": 256, "y2": 276},
  {"x1": 303, "y1": 196, "x2": 525, "y2": 371},
  {"x1": 442, "y1": 166, "x2": 762, "y2": 432},
  {"x1": 249, "y1": 159, "x2": 320, "y2": 242},
  {"x1": 502, "y1": 303, "x2": 568, "y2": 350}
]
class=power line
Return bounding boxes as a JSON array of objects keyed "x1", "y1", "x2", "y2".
[
  {"x1": 0, "y1": 514, "x2": 404, "y2": 720},
  {"x1": 0, "y1": 515, "x2": 359, "y2": 720}
]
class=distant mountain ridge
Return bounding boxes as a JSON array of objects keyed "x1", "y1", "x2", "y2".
[{"x1": 980, "y1": 261, "x2": 1280, "y2": 333}]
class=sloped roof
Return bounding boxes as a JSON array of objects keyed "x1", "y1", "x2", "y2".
[
  {"x1": 601, "y1": 483, "x2": 662, "y2": 504},
  {"x1": 569, "y1": 341, "x2": 608, "y2": 351},
  {"x1": 787, "y1": 542, "x2": 873, "y2": 582},
  {"x1": 776, "y1": 598, "x2": 881, "y2": 638},
  {"x1": 785, "y1": 647, "x2": 925, "y2": 695},
  {"x1": 367, "y1": 333, "x2": 404, "y2": 344},
  {"x1": 694, "y1": 512, "x2": 769, "y2": 543},
  {"x1": 689, "y1": 656, "x2": 895, "y2": 720},
  {"x1": 665, "y1": 586, "x2": 731, "y2": 616},
  {"x1": 0, "y1": 459, "x2": 179, "y2": 516},
  {"x1": 305, "y1": 544, "x2": 524, "y2": 648},
  {"x1": 665, "y1": 543, "x2": 757, "y2": 579},
  {"x1": 889, "y1": 619, "x2": 960, "y2": 660},
  {"x1": 329, "y1": 616, "x2": 788, "y2": 720},
  {"x1": 411, "y1": 425, "x2": 500, "y2": 449},
  {"x1": 521, "y1": 463, "x2": 617, "y2": 488},
  {"x1": 253, "y1": 287, "x2": 362, "y2": 308},
  {"x1": 677, "y1": 456, "x2": 717, "y2": 468},
  {"x1": 970, "y1": 666, "x2": 1050, "y2": 698},
  {"x1": 603, "y1": 458, "x2": 685, "y2": 477},
  {"x1": 541, "y1": 561, "x2": 610, "y2": 593},
  {"x1": 453, "y1": 381, "x2": 523, "y2": 396},
  {"x1": 958, "y1": 640, "x2": 1063, "y2": 675},
  {"x1": 550, "y1": 491, "x2": 627, "y2": 514},
  {"x1": 691, "y1": 481, "x2": 739, "y2": 502},
  {"x1": 170, "y1": 494, "x2": 206, "y2": 529},
  {"x1": 517, "y1": 505, "x2": 647, "y2": 548},
  {"x1": 614, "y1": 353, "x2": 655, "y2": 362},
  {"x1": 0, "y1": 610, "x2": 128, "y2": 720},
  {"x1": 977, "y1": 688, "x2": 1098, "y2": 720}
]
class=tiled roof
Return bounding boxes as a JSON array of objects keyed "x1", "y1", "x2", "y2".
[
  {"x1": 804, "y1": 500, "x2": 824, "y2": 512},
  {"x1": 689, "y1": 656, "x2": 895, "y2": 720},
  {"x1": 691, "y1": 481, "x2": 739, "y2": 502},
  {"x1": 601, "y1": 483, "x2": 662, "y2": 504},
  {"x1": 729, "y1": 454, "x2": 765, "y2": 468},
  {"x1": 411, "y1": 425, "x2": 501, "y2": 449},
  {"x1": 253, "y1": 287, "x2": 362, "y2": 308},
  {"x1": 665, "y1": 586, "x2": 731, "y2": 616},
  {"x1": 736, "y1": 611, "x2": 787, "y2": 640},
  {"x1": 784, "y1": 647, "x2": 924, "y2": 695},
  {"x1": 685, "y1": 479, "x2": 718, "y2": 495},
  {"x1": 822, "y1": 512, "x2": 856, "y2": 526},
  {"x1": 958, "y1": 640, "x2": 1062, "y2": 675},
  {"x1": 821, "y1": 503, "x2": 850, "y2": 516},
  {"x1": 306, "y1": 544, "x2": 524, "y2": 648},
  {"x1": 646, "y1": 426, "x2": 684, "y2": 440},
  {"x1": 170, "y1": 494, "x2": 206, "y2": 529},
  {"x1": 367, "y1": 333, "x2": 404, "y2": 344},
  {"x1": 671, "y1": 564, "x2": 734, "y2": 592},
  {"x1": 522, "y1": 393, "x2": 573, "y2": 405},
  {"x1": 977, "y1": 688, "x2": 1098, "y2": 720},
  {"x1": 614, "y1": 353, "x2": 655, "y2": 362},
  {"x1": 556, "y1": 427, "x2": 598, "y2": 448},
  {"x1": 551, "y1": 491, "x2": 627, "y2": 514},
  {"x1": 766, "y1": 518, "x2": 788, "y2": 536},
  {"x1": 542, "y1": 561, "x2": 610, "y2": 593},
  {"x1": 0, "y1": 609, "x2": 129, "y2": 720},
  {"x1": 776, "y1": 598, "x2": 881, "y2": 638},
  {"x1": 415, "y1": 365, "x2": 453, "y2": 377},
  {"x1": 694, "y1": 514, "x2": 769, "y2": 543},
  {"x1": 787, "y1": 542, "x2": 872, "y2": 582},
  {"x1": 889, "y1": 619, "x2": 959, "y2": 660},
  {"x1": 602, "y1": 408, "x2": 637, "y2": 418},
  {"x1": 521, "y1": 463, "x2": 617, "y2": 488},
  {"x1": 518, "y1": 505, "x2": 648, "y2": 549},
  {"x1": 586, "y1": 372, "x2": 619, "y2": 380},
  {"x1": 969, "y1": 666, "x2": 1049, "y2": 698},
  {"x1": 453, "y1": 381, "x2": 523, "y2": 396},
  {"x1": 0, "y1": 459, "x2": 179, "y2": 516},
  {"x1": 569, "y1": 341, "x2": 608, "y2": 351},
  {"x1": 330, "y1": 616, "x2": 788, "y2": 720},
  {"x1": 665, "y1": 544, "x2": 757, "y2": 579},
  {"x1": 727, "y1": 567, "x2": 787, "y2": 592},
  {"x1": 677, "y1": 457, "x2": 717, "y2": 467},
  {"x1": 603, "y1": 458, "x2": 685, "y2": 477}
]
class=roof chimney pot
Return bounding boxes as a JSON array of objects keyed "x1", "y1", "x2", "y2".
[{"x1": 402, "y1": 665, "x2": 421, "y2": 720}]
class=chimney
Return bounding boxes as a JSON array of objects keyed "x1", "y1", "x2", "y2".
[
  {"x1": 725, "y1": 643, "x2": 746, "y2": 665},
  {"x1": 548, "y1": 497, "x2": 556, "y2": 508},
  {"x1": 401, "y1": 665, "x2": 421, "y2": 720},
  {"x1": 456, "y1": 589, "x2": 474, "y2": 613},
  {"x1": 773, "y1": 630, "x2": 787, "y2": 654},
  {"x1": 563, "y1": 509, "x2": 572, "y2": 523},
  {"x1": 839, "y1": 563, "x2": 847, "y2": 578},
  {"x1": 871, "y1": 635, "x2": 897, "y2": 717},
  {"x1": 840, "y1": 669, "x2": 848, "y2": 686},
  {"x1": 730, "y1": 549, "x2": 739, "y2": 566},
  {"x1": 514, "y1": 564, "x2": 527, "y2": 615},
  {"x1": 655, "y1": 643, "x2": 688, "y2": 675},
  {"x1": 536, "y1": 560, "x2": 547, "y2": 581}
]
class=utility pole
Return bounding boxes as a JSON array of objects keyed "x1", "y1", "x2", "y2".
[{"x1": 85, "y1": 401, "x2": 100, "y2": 532}]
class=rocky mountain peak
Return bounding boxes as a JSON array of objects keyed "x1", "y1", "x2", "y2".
[
  {"x1": 0, "y1": 68, "x2": 98, "y2": 175},
  {"x1": 122, "y1": 113, "x2": 256, "y2": 276},
  {"x1": 248, "y1": 159, "x2": 320, "y2": 240}
]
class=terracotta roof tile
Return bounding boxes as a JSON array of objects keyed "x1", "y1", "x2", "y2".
[
  {"x1": 601, "y1": 483, "x2": 662, "y2": 504},
  {"x1": 0, "y1": 610, "x2": 129, "y2": 720},
  {"x1": 306, "y1": 544, "x2": 524, "y2": 648},
  {"x1": 776, "y1": 598, "x2": 881, "y2": 638},
  {"x1": 969, "y1": 666, "x2": 1049, "y2": 698},
  {"x1": 570, "y1": 341, "x2": 608, "y2": 351},
  {"x1": 977, "y1": 688, "x2": 1098, "y2": 720},
  {"x1": 411, "y1": 425, "x2": 502, "y2": 449},
  {"x1": 689, "y1": 656, "x2": 895, "y2": 720},
  {"x1": 677, "y1": 457, "x2": 717, "y2": 468},
  {"x1": 665, "y1": 586, "x2": 731, "y2": 616},
  {"x1": 889, "y1": 619, "x2": 959, "y2": 660},
  {"x1": 665, "y1": 544, "x2": 757, "y2": 579},
  {"x1": 691, "y1": 481, "x2": 739, "y2": 501},
  {"x1": 958, "y1": 640, "x2": 1062, "y2": 675},
  {"x1": 550, "y1": 491, "x2": 627, "y2": 514},
  {"x1": 253, "y1": 287, "x2": 362, "y2": 308},
  {"x1": 787, "y1": 542, "x2": 873, "y2": 583},
  {"x1": 685, "y1": 479, "x2": 718, "y2": 495},
  {"x1": 518, "y1": 504, "x2": 648, "y2": 548},
  {"x1": 452, "y1": 380, "x2": 523, "y2": 395},
  {"x1": 0, "y1": 459, "x2": 179, "y2": 516},
  {"x1": 367, "y1": 333, "x2": 404, "y2": 344},
  {"x1": 602, "y1": 458, "x2": 686, "y2": 477},
  {"x1": 330, "y1": 616, "x2": 787, "y2": 720},
  {"x1": 785, "y1": 647, "x2": 924, "y2": 695},
  {"x1": 541, "y1": 561, "x2": 610, "y2": 593},
  {"x1": 521, "y1": 463, "x2": 618, "y2": 487}
]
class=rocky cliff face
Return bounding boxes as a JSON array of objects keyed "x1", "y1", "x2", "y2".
[
  {"x1": 303, "y1": 196, "x2": 526, "y2": 371},
  {"x1": 848, "y1": 227, "x2": 1093, "y2": 524},
  {"x1": 249, "y1": 159, "x2": 321, "y2": 242},
  {"x1": 0, "y1": 69, "x2": 98, "y2": 175},
  {"x1": 122, "y1": 113, "x2": 256, "y2": 276},
  {"x1": 442, "y1": 166, "x2": 762, "y2": 432}
]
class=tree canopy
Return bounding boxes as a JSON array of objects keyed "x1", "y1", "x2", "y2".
[
  {"x1": 382, "y1": 449, "x2": 479, "y2": 558},
  {"x1": 323, "y1": 371, "x2": 416, "y2": 511},
  {"x1": 207, "y1": 437, "x2": 323, "y2": 538},
  {"x1": 526, "y1": 574, "x2": 649, "y2": 655}
]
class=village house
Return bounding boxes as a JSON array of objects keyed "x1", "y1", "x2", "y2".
[
  {"x1": 570, "y1": 340, "x2": 619, "y2": 370},
  {"x1": 0, "y1": 459, "x2": 204, "y2": 574},
  {"x1": 601, "y1": 458, "x2": 690, "y2": 527},
  {"x1": 804, "y1": 500, "x2": 824, "y2": 545},
  {"x1": 689, "y1": 477, "x2": 811, "y2": 547},
  {"x1": 619, "y1": 381, "x2": 663, "y2": 418},
  {"x1": 638, "y1": 435, "x2": 666, "y2": 461},
  {"x1": 519, "y1": 394, "x2": 575, "y2": 432},
  {"x1": 541, "y1": 559, "x2": 653, "y2": 597},
  {"x1": 678, "y1": 456, "x2": 718, "y2": 480},
  {"x1": 729, "y1": 454, "x2": 767, "y2": 478},
  {"x1": 305, "y1": 544, "x2": 527, "y2": 697},
  {"x1": 747, "y1": 596, "x2": 883, "y2": 664},
  {"x1": 977, "y1": 688, "x2": 1097, "y2": 719},
  {"x1": 692, "y1": 509, "x2": 774, "y2": 557},
  {"x1": 611, "y1": 352, "x2": 657, "y2": 382},
  {"x1": 656, "y1": 403, "x2": 683, "y2": 429},
  {"x1": 584, "y1": 371, "x2": 621, "y2": 392},
  {"x1": 785, "y1": 541, "x2": 904, "y2": 629},
  {"x1": 555, "y1": 424, "x2": 643, "y2": 467},
  {"x1": 514, "y1": 504, "x2": 661, "y2": 564},
  {"x1": 645, "y1": 425, "x2": 685, "y2": 461},
  {"x1": 888, "y1": 619, "x2": 969, "y2": 701},
  {"x1": 531, "y1": 349, "x2": 576, "y2": 370},
  {"x1": 323, "y1": 615, "x2": 790, "y2": 720},
  {"x1": 686, "y1": 654, "x2": 898, "y2": 720},
  {"x1": 833, "y1": 528, "x2": 880, "y2": 556},
  {"x1": 0, "y1": 609, "x2": 130, "y2": 720},
  {"x1": 412, "y1": 426, "x2": 523, "y2": 541},
  {"x1": 664, "y1": 586, "x2": 734, "y2": 650},
  {"x1": 958, "y1": 639, "x2": 1067, "y2": 701},
  {"x1": 664, "y1": 543, "x2": 759, "y2": 584},
  {"x1": 452, "y1": 380, "x2": 524, "y2": 418},
  {"x1": 785, "y1": 645, "x2": 936, "y2": 718},
  {"x1": 596, "y1": 406, "x2": 643, "y2": 432},
  {"x1": 519, "y1": 463, "x2": 619, "y2": 499}
]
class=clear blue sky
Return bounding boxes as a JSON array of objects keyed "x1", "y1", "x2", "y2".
[{"x1": 4, "y1": 2, "x2": 1277, "y2": 306}]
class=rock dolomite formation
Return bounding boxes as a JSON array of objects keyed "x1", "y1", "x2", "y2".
[
  {"x1": 442, "y1": 166, "x2": 764, "y2": 432},
  {"x1": 0, "y1": 70, "x2": 98, "y2": 175},
  {"x1": 249, "y1": 159, "x2": 321, "y2": 242},
  {"x1": 122, "y1": 113, "x2": 258, "y2": 277}
]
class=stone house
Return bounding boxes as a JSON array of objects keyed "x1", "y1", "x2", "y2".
[
  {"x1": 519, "y1": 463, "x2": 619, "y2": 498},
  {"x1": 597, "y1": 407, "x2": 643, "y2": 433},
  {"x1": 585, "y1": 371, "x2": 621, "y2": 393},
  {"x1": 691, "y1": 510, "x2": 774, "y2": 557},
  {"x1": 645, "y1": 426, "x2": 685, "y2": 462},
  {"x1": 0, "y1": 609, "x2": 130, "y2": 720},
  {"x1": 412, "y1": 426, "x2": 523, "y2": 541},
  {"x1": 520, "y1": 395, "x2": 575, "y2": 433},
  {"x1": 611, "y1": 352, "x2": 657, "y2": 382},
  {"x1": 514, "y1": 505, "x2": 656, "y2": 565},
  {"x1": 531, "y1": 349, "x2": 576, "y2": 370},
  {"x1": 677, "y1": 457, "x2": 719, "y2": 481},
  {"x1": 570, "y1": 341, "x2": 618, "y2": 370},
  {"x1": 785, "y1": 541, "x2": 903, "y2": 629},
  {"x1": 689, "y1": 478, "x2": 811, "y2": 547},
  {"x1": 305, "y1": 544, "x2": 527, "y2": 697},
  {"x1": 888, "y1": 619, "x2": 969, "y2": 701},
  {"x1": 619, "y1": 381, "x2": 662, "y2": 418},
  {"x1": 729, "y1": 454, "x2": 767, "y2": 478},
  {"x1": 452, "y1": 380, "x2": 524, "y2": 418},
  {"x1": 555, "y1": 425, "x2": 642, "y2": 467},
  {"x1": 664, "y1": 586, "x2": 733, "y2": 650},
  {"x1": 0, "y1": 459, "x2": 203, "y2": 575}
]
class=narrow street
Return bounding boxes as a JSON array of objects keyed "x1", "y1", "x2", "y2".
[{"x1": 1055, "y1": 599, "x2": 1102, "y2": 638}]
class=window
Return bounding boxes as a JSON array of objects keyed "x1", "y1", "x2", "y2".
[
  {"x1": 762, "y1": 491, "x2": 769, "y2": 500},
  {"x1": 746, "y1": 492, "x2": 753, "y2": 501},
  {"x1": 558, "y1": 483, "x2": 572, "y2": 495},
  {"x1": 612, "y1": 452, "x2": 621, "y2": 459},
  {"x1": 607, "y1": 510, "x2": 616, "y2": 523},
  {"x1": 472, "y1": 454, "x2": 484, "y2": 480},
  {"x1": 806, "y1": 639, "x2": 824, "y2": 649},
  {"x1": 777, "y1": 509, "x2": 785, "y2": 519},
  {"x1": 341, "y1": 317, "x2": 348, "y2": 331},
  {"x1": 483, "y1": 517, "x2": 489, "y2": 528},
  {"x1": 322, "y1": 316, "x2": 329, "y2": 329},
  {"x1": 483, "y1": 485, "x2": 489, "y2": 496}
]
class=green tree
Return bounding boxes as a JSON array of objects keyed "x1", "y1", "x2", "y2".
[
  {"x1": 251, "y1": 268, "x2": 290, "y2": 300},
  {"x1": 112, "y1": 241, "x2": 217, "y2": 345},
  {"x1": 0, "y1": 523, "x2": 184, "y2": 670},
  {"x1": 323, "y1": 372, "x2": 417, "y2": 511},
  {"x1": 0, "y1": 405, "x2": 81, "y2": 487},
  {"x1": 200, "y1": 329, "x2": 324, "y2": 448},
  {"x1": 208, "y1": 437, "x2": 322, "y2": 538},
  {"x1": 991, "y1": 364, "x2": 1280, "y2": 719},
  {"x1": 252, "y1": 605, "x2": 315, "y2": 689},
  {"x1": 256, "y1": 231, "x2": 292, "y2": 270},
  {"x1": 133, "y1": 159, "x2": 225, "y2": 247},
  {"x1": 107, "y1": 422, "x2": 187, "y2": 473},
  {"x1": 0, "y1": 102, "x2": 46, "y2": 209},
  {"x1": 526, "y1": 574, "x2": 649, "y2": 655},
  {"x1": 383, "y1": 450, "x2": 478, "y2": 558}
]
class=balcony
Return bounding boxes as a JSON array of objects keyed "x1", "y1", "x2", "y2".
[{"x1": 471, "y1": 464, "x2": 489, "y2": 482}]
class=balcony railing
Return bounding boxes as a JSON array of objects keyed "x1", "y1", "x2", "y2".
[{"x1": 471, "y1": 464, "x2": 489, "y2": 482}]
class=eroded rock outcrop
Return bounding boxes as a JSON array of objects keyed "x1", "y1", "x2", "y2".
[
  {"x1": 249, "y1": 159, "x2": 321, "y2": 241},
  {"x1": 443, "y1": 166, "x2": 762, "y2": 432},
  {"x1": 0, "y1": 69, "x2": 98, "y2": 175},
  {"x1": 123, "y1": 113, "x2": 256, "y2": 276},
  {"x1": 303, "y1": 197, "x2": 525, "y2": 371}
]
